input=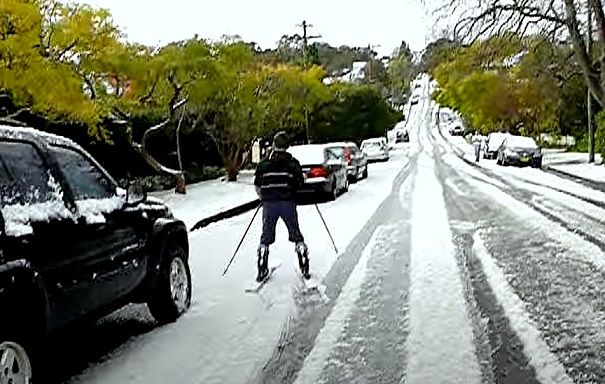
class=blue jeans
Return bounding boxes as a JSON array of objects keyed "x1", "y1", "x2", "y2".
[{"x1": 260, "y1": 201, "x2": 304, "y2": 245}]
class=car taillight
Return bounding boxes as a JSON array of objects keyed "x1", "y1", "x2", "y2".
[
  {"x1": 308, "y1": 167, "x2": 329, "y2": 178},
  {"x1": 344, "y1": 148, "x2": 352, "y2": 165}
]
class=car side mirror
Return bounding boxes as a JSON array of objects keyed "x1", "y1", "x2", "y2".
[{"x1": 121, "y1": 178, "x2": 147, "y2": 208}]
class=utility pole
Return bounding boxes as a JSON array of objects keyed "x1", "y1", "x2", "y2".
[
  {"x1": 367, "y1": 43, "x2": 380, "y2": 83},
  {"x1": 296, "y1": 20, "x2": 321, "y2": 144},
  {"x1": 587, "y1": 1, "x2": 595, "y2": 163}
]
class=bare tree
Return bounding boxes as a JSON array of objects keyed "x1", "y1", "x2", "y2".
[{"x1": 125, "y1": 99, "x2": 188, "y2": 194}]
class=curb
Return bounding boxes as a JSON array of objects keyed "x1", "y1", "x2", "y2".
[
  {"x1": 543, "y1": 166, "x2": 605, "y2": 192},
  {"x1": 190, "y1": 199, "x2": 260, "y2": 232}
]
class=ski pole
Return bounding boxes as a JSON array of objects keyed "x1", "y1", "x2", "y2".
[
  {"x1": 222, "y1": 204, "x2": 261, "y2": 276},
  {"x1": 315, "y1": 204, "x2": 339, "y2": 254}
]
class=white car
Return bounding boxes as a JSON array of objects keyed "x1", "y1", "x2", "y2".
[{"x1": 361, "y1": 138, "x2": 390, "y2": 162}]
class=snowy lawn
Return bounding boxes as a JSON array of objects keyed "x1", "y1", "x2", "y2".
[
  {"x1": 70, "y1": 148, "x2": 411, "y2": 384},
  {"x1": 150, "y1": 170, "x2": 257, "y2": 229},
  {"x1": 548, "y1": 162, "x2": 605, "y2": 183}
]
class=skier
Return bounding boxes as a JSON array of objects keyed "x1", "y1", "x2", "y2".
[{"x1": 253, "y1": 131, "x2": 310, "y2": 282}]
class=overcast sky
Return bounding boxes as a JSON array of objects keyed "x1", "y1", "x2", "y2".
[{"x1": 72, "y1": 0, "x2": 434, "y2": 56}]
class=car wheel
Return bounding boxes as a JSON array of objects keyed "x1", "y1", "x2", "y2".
[
  {"x1": 0, "y1": 339, "x2": 34, "y2": 384},
  {"x1": 502, "y1": 157, "x2": 508, "y2": 166},
  {"x1": 362, "y1": 167, "x2": 368, "y2": 179},
  {"x1": 148, "y1": 239, "x2": 192, "y2": 324}
]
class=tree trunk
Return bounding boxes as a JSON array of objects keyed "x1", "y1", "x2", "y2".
[
  {"x1": 226, "y1": 165, "x2": 239, "y2": 182},
  {"x1": 131, "y1": 143, "x2": 187, "y2": 194},
  {"x1": 129, "y1": 118, "x2": 187, "y2": 194}
]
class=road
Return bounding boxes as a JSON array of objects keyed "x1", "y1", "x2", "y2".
[{"x1": 49, "y1": 79, "x2": 605, "y2": 384}]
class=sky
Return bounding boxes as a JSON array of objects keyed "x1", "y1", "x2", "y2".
[{"x1": 71, "y1": 0, "x2": 434, "y2": 57}]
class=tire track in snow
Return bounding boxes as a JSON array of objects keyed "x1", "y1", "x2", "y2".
[{"x1": 472, "y1": 233, "x2": 574, "y2": 384}]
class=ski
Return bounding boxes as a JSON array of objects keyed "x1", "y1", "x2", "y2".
[{"x1": 245, "y1": 263, "x2": 281, "y2": 294}]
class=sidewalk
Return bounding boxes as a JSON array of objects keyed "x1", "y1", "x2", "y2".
[
  {"x1": 439, "y1": 127, "x2": 605, "y2": 187},
  {"x1": 150, "y1": 170, "x2": 258, "y2": 230}
]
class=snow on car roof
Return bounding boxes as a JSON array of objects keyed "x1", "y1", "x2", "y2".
[
  {"x1": 0, "y1": 125, "x2": 80, "y2": 149},
  {"x1": 287, "y1": 144, "x2": 327, "y2": 165},
  {"x1": 506, "y1": 135, "x2": 537, "y2": 148},
  {"x1": 361, "y1": 138, "x2": 386, "y2": 143}
]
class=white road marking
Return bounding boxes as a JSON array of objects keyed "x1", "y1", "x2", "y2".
[
  {"x1": 472, "y1": 232, "x2": 574, "y2": 384},
  {"x1": 405, "y1": 152, "x2": 481, "y2": 384},
  {"x1": 293, "y1": 225, "x2": 388, "y2": 384}
]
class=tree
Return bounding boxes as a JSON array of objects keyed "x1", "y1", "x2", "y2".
[
  {"x1": 312, "y1": 84, "x2": 400, "y2": 143},
  {"x1": 387, "y1": 40, "x2": 415, "y2": 104},
  {"x1": 0, "y1": 0, "x2": 103, "y2": 128}
]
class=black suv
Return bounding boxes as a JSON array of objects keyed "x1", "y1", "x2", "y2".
[{"x1": 0, "y1": 125, "x2": 191, "y2": 383}]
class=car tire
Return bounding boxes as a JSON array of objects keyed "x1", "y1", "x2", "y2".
[
  {"x1": 502, "y1": 157, "x2": 508, "y2": 166},
  {"x1": 342, "y1": 178, "x2": 349, "y2": 193},
  {"x1": 148, "y1": 239, "x2": 192, "y2": 324},
  {"x1": 0, "y1": 337, "x2": 34, "y2": 384},
  {"x1": 362, "y1": 167, "x2": 368, "y2": 179}
]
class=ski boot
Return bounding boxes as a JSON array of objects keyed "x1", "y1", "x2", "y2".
[
  {"x1": 295, "y1": 242, "x2": 311, "y2": 280},
  {"x1": 256, "y1": 244, "x2": 269, "y2": 282}
]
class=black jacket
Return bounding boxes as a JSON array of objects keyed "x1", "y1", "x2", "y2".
[{"x1": 254, "y1": 150, "x2": 304, "y2": 202}]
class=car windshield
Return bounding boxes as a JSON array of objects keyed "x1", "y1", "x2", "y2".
[{"x1": 7, "y1": 1, "x2": 603, "y2": 382}]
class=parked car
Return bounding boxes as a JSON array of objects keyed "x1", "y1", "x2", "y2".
[
  {"x1": 483, "y1": 132, "x2": 509, "y2": 159},
  {"x1": 0, "y1": 125, "x2": 191, "y2": 382},
  {"x1": 360, "y1": 138, "x2": 390, "y2": 162},
  {"x1": 496, "y1": 135, "x2": 543, "y2": 168},
  {"x1": 287, "y1": 144, "x2": 348, "y2": 200},
  {"x1": 395, "y1": 130, "x2": 409, "y2": 143},
  {"x1": 323, "y1": 142, "x2": 368, "y2": 182}
]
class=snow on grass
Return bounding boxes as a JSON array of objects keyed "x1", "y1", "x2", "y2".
[
  {"x1": 292, "y1": 224, "x2": 390, "y2": 384},
  {"x1": 472, "y1": 232, "x2": 574, "y2": 384},
  {"x1": 405, "y1": 151, "x2": 481, "y2": 384},
  {"x1": 543, "y1": 151, "x2": 602, "y2": 165},
  {"x1": 550, "y1": 163, "x2": 605, "y2": 183},
  {"x1": 149, "y1": 170, "x2": 257, "y2": 229}
]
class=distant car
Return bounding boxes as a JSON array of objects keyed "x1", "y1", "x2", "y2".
[
  {"x1": 361, "y1": 138, "x2": 390, "y2": 162},
  {"x1": 395, "y1": 130, "x2": 409, "y2": 143},
  {"x1": 449, "y1": 124, "x2": 465, "y2": 136},
  {"x1": 0, "y1": 125, "x2": 191, "y2": 383},
  {"x1": 324, "y1": 142, "x2": 368, "y2": 182},
  {"x1": 483, "y1": 132, "x2": 509, "y2": 159},
  {"x1": 287, "y1": 144, "x2": 349, "y2": 200},
  {"x1": 496, "y1": 135, "x2": 543, "y2": 168}
]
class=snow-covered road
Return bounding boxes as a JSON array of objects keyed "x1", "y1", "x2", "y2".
[{"x1": 50, "y1": 76, "x2": 605, "y2": 384}]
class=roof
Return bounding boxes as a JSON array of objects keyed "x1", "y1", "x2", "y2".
[
  {"x1": 323, "y1": 141, "x2": 357, "y2": 148},
  {"x1": 0, "y1": 125, "x2": 81, "y2": 150}
]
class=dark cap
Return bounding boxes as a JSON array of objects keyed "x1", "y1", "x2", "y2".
[{"x1": 273, "y1": 131, "x2": 289, "y2": 150}]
